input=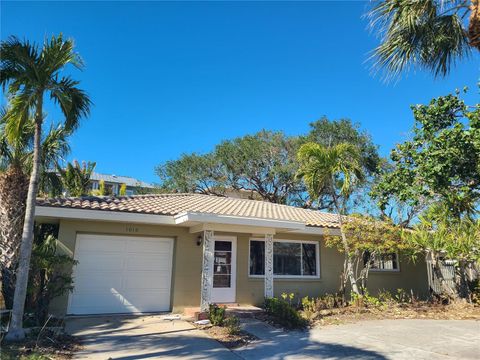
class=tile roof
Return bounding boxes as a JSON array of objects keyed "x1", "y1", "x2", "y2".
[{"x1": 36, "y1": 193, "x2": 340, "y2": 228}]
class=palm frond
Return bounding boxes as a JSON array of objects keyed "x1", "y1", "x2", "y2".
[
  {"x1": 368, "y1": 0, "x2": 471, "y2": 79},
  {"x1": 40, "y1": 34, "x2": 84, "y2": 76},
  {"x1": 0, "y1": 36, "x2": 40, "y2": 92},
  {"x1": 49, "y1": 76, "x2": 91, "y2": 131},
  {"x1": 3, "y1": 88, "x2": 36, "y2": 144}
]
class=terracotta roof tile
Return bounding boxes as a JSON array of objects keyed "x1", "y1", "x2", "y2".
[{"x1": 36, "y1": 193, "x2": 340, "y2": 228}]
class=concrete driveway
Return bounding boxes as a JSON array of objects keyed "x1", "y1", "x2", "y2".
[
  {"x1": 66, "y1": 316, "x2": 479, "y2": 359},
  {"x1": 65, "y1": 315, "x2": 238, "y2": 360},
  {"x1": 236, "y1": 318, "x2": 480, "y2": 360}
]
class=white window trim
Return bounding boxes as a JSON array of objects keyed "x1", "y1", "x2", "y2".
[
  {"x1": 248, "y1": 238, "x2": 320, "y2": 279},
  {"x1": 369, "y1": 252, "x2": 401, "y2": 273}
]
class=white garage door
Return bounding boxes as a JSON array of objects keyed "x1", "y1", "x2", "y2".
[{"x1": 68, "y1": 234, "x2": 174, "y2": 315}]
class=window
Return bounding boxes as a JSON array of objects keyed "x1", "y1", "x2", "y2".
[
  {"x1": 249, "y1": 239, "x2": 319, "y2": 277},
  {"x1": 366, "y1": 252, "x2": 399, "y2": 271},
  {"x1": 213, "y1": 241, "x2": 232, "y2": 288}
]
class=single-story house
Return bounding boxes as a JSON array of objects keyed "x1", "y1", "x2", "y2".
[{"x1": 34, "y1": 193, "x2": 429, "y2": 316}]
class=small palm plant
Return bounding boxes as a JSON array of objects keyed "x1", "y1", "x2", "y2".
[
  {"x1": 58, "y1": 160, "x2": 96, "y2": 197},
  {"x1": 297, "y1": 142, "x2": 364, "y2": 295}
]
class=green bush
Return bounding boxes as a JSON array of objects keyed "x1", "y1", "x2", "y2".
[
  {"x1": 315, "y1": 293, "x2": 342, "y2": 310},
  {"x1": 208, "y1": 303, "x2": 226, "y2": 326},
  {"x1": 264, "y1": 297, "x2": 307, "y2": 329},
  {"x1": 301, "y1": 296, "x2": 317, "y2": 320},
  {"x1": 224, "y1": 315, "x2": 241, "y2": 335},
  {"x1": 350, "y1": 291, "x2": 382, "y2": 308}
]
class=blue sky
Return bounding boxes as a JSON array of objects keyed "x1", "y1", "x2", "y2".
[{"x1": 2, "y1": 1, "x2": 478, "y2": 183}]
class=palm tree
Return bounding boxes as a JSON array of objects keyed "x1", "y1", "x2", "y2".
[
  {"x1": 1, "y1": 34, "x2": 90, "y2": 340},
  {"x1": 368, "y1": 0, "x2": 479, "y2": 79},
  {"x1": 297, "y1": 142, "x2": 364, "y2": 295},
  {"x1": 58, "y1": 160, "x2": 96, "y2": 197},
  {"x1": 0, "y1": 112, "x2": 70, "y2": 308}
]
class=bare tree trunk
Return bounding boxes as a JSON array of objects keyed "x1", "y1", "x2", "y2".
[
  {"x1": 469, "y1": 0, "x2": 480, "y2": 50},
  {"x1": 0, "y1": 165, "x2": 29, "y2": 308},
  {"x1": 6, "y1": 99, "x2": 43, "y2": 341},
  {"x1": 332, "y1": 193, "x2": 360, "y2": 295}
]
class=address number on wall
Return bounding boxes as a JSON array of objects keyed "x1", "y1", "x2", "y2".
[{"x1": 125, "y1": 225, "x2": 139, "y2": 233}]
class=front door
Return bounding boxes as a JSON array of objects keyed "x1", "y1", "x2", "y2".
[{"x1": 211, "y1": 237, "x2": 236, "y2": 303}]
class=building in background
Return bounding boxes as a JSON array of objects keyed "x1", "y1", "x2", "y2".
[{"x1": 89, "y1": 173, "x2": 155, "y2": 196}]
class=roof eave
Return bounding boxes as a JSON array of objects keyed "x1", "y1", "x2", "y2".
[{"x1": 174, "y1": 211, "x2": 306, "y2": 231}]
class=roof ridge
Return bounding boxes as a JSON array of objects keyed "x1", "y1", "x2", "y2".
[{"x1": 185, "y1": 192, "x2": 335, "y2": 216}]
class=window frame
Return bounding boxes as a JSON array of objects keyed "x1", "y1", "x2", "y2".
[
  {"x1": 248, "y1": 238, "x2": 321, "y2": 279},
  {"x1": 368, "y1": 252, "x2": 401, "y2": 273}
]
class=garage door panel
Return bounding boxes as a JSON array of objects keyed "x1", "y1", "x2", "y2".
[
  {"x1": 76, "y1": 236, "x2": 125, "y2": 253},
  {"x1": 124, "y1": 273, "x2": 171, "y2": 290},
  {"x1": 123, "y1": 291, "x2": 171, "y2": 311},
  {"x1": 125, "y1": 255, "x2": 171, "y2": 271},
  {"x1": 75, "y1": 253, "x2": 124, "y2": 271},
  {"x1": 125, "y1": 238, "x2": 172, "y2": 254},
  {"x1": 73, "y1": 274, "x2": 123, "y2": 293},
  {"x1": 68, "y1": 234, "x2": 173, "y2": 315},
  {"x1": 70, "y1": 292, "x2": 125, "y2": 311}
]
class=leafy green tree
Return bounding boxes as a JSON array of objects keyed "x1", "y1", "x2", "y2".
[
  {"x1": 297, "y1": 142, "x2": 365, "y2": 295},
  {"x1": 307, "y1": 117, "x2": 380, "y2": 176},
  {"x1": 119, "y1": 183, "x2": 127, "y2": 196},
  {"x1": 157, "y1": 152, "x2": 226, "y2": 195},
  {"x1": 157, "y1": 130, "x2": 306, "y2": 204},
  {"x1": 372, "y1": 90, "x2": 480, "y2": 220},
  {"x1": 157, "y1": 122, "x2": 380, "y2": 209},
  {"x1": 306, "y1": 118, "x2": 381, "y2": 210},
  {"x1": 1, "y1": 34, "x2": 91, "y2": 340},
  {"x1": 57, "y1": 160, "x2": 96, "y2": 197},
  {"x1": 367, "y1": 0, "x2": 479, "y2": 79},
  {"x1": 325, "y1": 215, "x2": 405, "y2": 294},
  {"x1": 215, "y1": 130, "x2": 304, "y2": 204}
]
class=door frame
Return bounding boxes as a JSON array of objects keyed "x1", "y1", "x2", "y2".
[{"x1": 211, "y1": 235, "x2": 237, "y2": 303}]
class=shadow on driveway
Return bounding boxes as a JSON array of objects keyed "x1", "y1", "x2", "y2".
[
  {"x1": 66, "y1": 314, "x2": 239, "y2": 359},
  {"x1": 235, "y1": 320, "x2": 386, "y2": 360}
]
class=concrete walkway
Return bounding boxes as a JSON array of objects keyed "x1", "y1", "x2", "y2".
[
  {"x1": 65, "y1": 315, "x2": 239, "y2": 360},
  {"x1": 235, "y1": 318, "x2": 480, "y2": 360}
]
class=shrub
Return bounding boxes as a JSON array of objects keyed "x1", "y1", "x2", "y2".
[
  {"x1": 315, "y1": 293, "x2": 342, "y2": 310},
  {"x1": 224, "y1": 315, "x2": 241, "y2": 335},
  {"x1": 26, "y1": 224, "x2": 76, "y2": 325},
  {"x1": 471, "y1": 280, "x2": 480, "y2": 305},
  {"x1": 264, "y1": 297, "x2": 308, "y2": 329},
  {"x1": 350, "y1": 291, "x2": 381, "y2": 308},
  {"x1": 208, "y1": 303, "x2": 226, "y2": 326},
  {"x1": 394, "y1": 288, "x2": 408, "y2": 303},
  {"x1": 301, "y1": 296, "x2": 317, "y2": 320}
]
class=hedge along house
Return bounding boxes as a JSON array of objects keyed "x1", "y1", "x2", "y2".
[{"x1": 34, "y1": 193, "x2": 429, "y2": 316}]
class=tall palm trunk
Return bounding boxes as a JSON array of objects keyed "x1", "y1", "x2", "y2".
[
  {"x1": 470, "y1": 0, "x2": 480, "y2": 50},
  {"x1": 332, "y1": 192, "x2": 360, "y2": 295},
  {"x1": 6, "y1": 97, "x2": 43, "y2": 341},
  {"x1": 0, "y1": 165, "x2": 29, "y2": 308}
]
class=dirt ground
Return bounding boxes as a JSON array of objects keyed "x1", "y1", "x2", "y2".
[
  {"x1": 193, "y1": 323, "x2": 258, "y2": 349},
  {"x1": 1, "y1": 331, "x2": 81, "y2": 360},
  {"x1": 314, "y1": 302, "x2": 480, "y2": 326}
]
